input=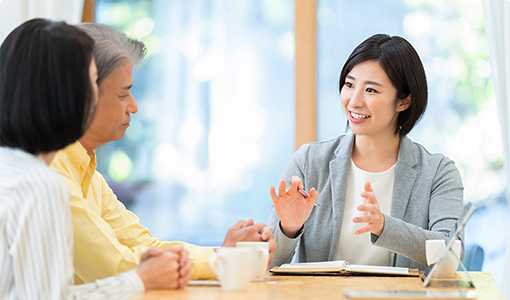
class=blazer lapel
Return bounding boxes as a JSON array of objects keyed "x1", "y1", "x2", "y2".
[
  {"x1": 391, "y1": 136, "x2": 418, "y2": 221},
  {"x1": 328, "y1": 132, "x2": 355, "y2": 260}
]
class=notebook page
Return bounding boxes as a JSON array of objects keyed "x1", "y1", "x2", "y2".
[
  {"x1": 347, "y1": 264, "x2": 410, "y2": 275},
  {"x1": 279, "y1": 260, "x2": 347, "y2": 271}
]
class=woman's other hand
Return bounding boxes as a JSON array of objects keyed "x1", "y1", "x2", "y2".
[
  {"x1": 353, "y1": 181, "x2": 385, "y2": 236},
  {"x1": 270, "y1": 175, "x2": 318, "y2": 238}
]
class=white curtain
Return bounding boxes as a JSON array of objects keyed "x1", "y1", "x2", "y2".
[
  {"x1": 0, "y1": 0, "x2": 85, "y2": 44},
  {"x1": 482, "y1": 0, "x2": 510, "y2": 298}
]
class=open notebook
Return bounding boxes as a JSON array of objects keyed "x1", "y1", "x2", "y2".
[{"x1": 270, "y1": 260, "x2": 420, "y2": 277}]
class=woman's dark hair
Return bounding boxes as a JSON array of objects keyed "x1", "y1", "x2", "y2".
[
  {"x1": 339, "y1": 34, "x2": 427, "y2": 137},
  {"x1": 0, "y1": 18, "x2": 95, "y2": 154}
]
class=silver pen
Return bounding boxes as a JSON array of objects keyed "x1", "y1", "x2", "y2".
[{"x1": 287, "y1": 178, "x2": 320, "y2": 207}]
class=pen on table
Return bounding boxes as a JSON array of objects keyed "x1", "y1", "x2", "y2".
[{"x1": 286, "y1": 178, "x2": 320, "y2": 208}]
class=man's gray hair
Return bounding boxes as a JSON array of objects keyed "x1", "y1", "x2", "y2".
[{"x1": 75, "y1": 23, "x2": 146, "y2": 88}]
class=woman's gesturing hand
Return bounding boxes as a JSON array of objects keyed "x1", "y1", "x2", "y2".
[
  {"x1": 353, "y1": 181, "x2": 385, "y2": 236},
  {"x1": 270, "y1": 176, "x2": 318, "y2": 238}
]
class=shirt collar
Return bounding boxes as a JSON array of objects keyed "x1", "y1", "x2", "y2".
[
  {"x1": 63, "y1": 141, "x2": 97, "y2": 197},
  {"x1": 63, "y1": 141, "x2": 94, "y2": 168}
]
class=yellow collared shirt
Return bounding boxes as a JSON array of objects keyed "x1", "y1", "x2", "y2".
[{"x1": 50, "y1": 141, "x2": 215, "y2": 284}]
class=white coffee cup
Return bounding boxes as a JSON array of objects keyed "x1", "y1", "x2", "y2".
[
  {"x1": 426, "y1": 239, "x2": 462, "y2": 278},
  {"x1": 236, "y1": 242, "x2": 270, "y2": 281},
  {"x1": 209, "y1": 247, "x2": 252, "y2": 291}
]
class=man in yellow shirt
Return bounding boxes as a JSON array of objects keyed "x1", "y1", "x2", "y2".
[{"x1": 50, "y1": 23, "x2": 276, "y2": 284}]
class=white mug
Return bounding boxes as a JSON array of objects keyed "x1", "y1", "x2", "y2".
[
  {"x1": 426, "y1": 239, "x2": 462, "y2": 278},
  {"x1": 236, "y1": 242, "x2": 270, "y2": 281},
  {"x1": 209, "y1": 248, "x2": 252, "y2": 291}
]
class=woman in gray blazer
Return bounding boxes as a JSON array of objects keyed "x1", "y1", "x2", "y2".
[{"x1": 268, "y1": 34, "x2": 464, "y2": 271}]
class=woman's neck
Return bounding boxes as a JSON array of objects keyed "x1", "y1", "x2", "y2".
[
  {"x1": 40, "y1": 151, "x2": 57, "y2": 166},
  {"x1": 351, "y1": 134, "x2": 401, "y2": 172}
]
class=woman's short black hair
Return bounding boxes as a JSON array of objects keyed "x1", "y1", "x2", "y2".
[
  {"x1": 0, "y1": 18, "x2": 95, "y2": 154},
  {"x1": 339, "y1": 34, "x2": 427, "y2": 137}
]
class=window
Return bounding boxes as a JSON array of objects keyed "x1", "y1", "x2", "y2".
[{"x1": 95, "y1": 0, "x2": 294, "y2": 245}]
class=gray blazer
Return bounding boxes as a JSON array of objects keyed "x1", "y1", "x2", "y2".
[{"x1": 268, "y1": 133, "x2": 464, "y2": 271}]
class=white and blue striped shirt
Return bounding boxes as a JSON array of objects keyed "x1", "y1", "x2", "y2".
[{"x1": 0, "y1": 147, "x2": 145, "y2": 300}]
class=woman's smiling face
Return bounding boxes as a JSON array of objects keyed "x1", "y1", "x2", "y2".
[{"x1": 340, "y1": 60, "x2": 410, "y2": 138}]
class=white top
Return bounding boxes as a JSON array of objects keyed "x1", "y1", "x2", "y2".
[
  {"x1": 0, "y1": 147, "x2": 145, "y2": 300},
  {"x1": 334, "y1": 159, "x2": 396, "y2": 266}
]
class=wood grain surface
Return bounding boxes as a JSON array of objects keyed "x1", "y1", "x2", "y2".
[{"x1": 130, "y1": 271, "x2": 502, "y2": 300}]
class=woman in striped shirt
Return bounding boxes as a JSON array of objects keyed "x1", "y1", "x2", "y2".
[{"x1": 0, "y1": 19, "x2": 191, "y2": 299}]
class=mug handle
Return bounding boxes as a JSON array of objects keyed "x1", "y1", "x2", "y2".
[
  {"x1": 255, "y1": 249, "x2": 269, "y2": 280},
  {"x1": 209, "y1": 253, "x2": 220, "y2": 278}
]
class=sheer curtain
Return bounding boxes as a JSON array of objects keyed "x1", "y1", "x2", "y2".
[
  {"x1": 481, "y1": 0, "x2": 510, "y2": 297},
  {"x1": 0, "y1": 0, "x2": 84, "y2": 43}
]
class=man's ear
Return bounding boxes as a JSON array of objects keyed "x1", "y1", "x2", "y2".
[{"x1": 396, "y1": 95, "x2": 411, "y2": 112}]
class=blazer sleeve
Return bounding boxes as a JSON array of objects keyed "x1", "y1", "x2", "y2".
[
  {"x1": 268, "y1": 145, "x2": 309, "y2": 267},
  {"x1": 372, "y1": 157, "x2": 464, "y2": 267}
]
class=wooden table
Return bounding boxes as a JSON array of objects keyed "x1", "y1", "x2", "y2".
[{"x1": 131, "y1": 272, "x2": 503, "y2": 299}]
